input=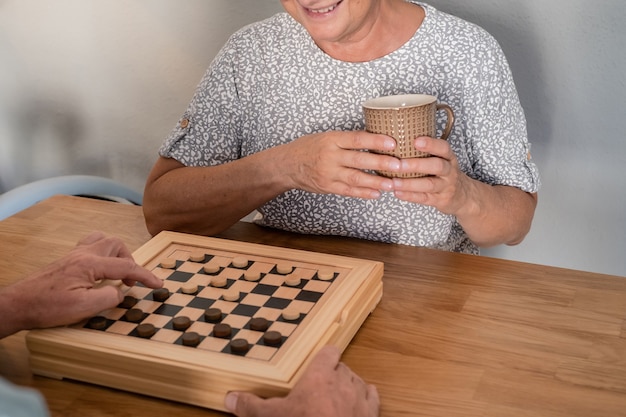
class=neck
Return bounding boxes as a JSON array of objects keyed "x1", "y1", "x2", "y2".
[{"x1": 318, "y1": 1, "x2": 424, "y2": 62}]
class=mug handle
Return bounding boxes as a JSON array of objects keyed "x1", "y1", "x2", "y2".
[{"x1": 436, "y1": 104, "x2": 454, "y2": 140}]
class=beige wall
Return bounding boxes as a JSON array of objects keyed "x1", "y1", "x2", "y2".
[{"x1": 1, "y1": 0, "x2": 624, "y2": 276}]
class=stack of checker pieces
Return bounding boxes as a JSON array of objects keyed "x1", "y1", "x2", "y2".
[{"x1": 26, "y1": 231, "x2": 384, "y2": 412}]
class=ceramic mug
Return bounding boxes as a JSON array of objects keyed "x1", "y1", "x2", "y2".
[{"x1": 363, "y1": 93, "x2": 454, "y2": 178}]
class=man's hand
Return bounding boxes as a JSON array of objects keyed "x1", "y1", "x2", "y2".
[
  {"x1": 224, "y1": 345, "x2": 380, "y2": 417},
  {"x1": 0, "y1": 232, "x2": 163, "y2": 338}
]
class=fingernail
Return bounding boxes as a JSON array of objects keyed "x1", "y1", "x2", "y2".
[
  {"x1": 224, "y1": 392, "x2": 238, "y2": 412},
  {"x1": 415, "y1": 137, "x2": 427, "y2": 148},
  {"x1": 384, "y1": 138, "x2": 396, "y2": 149},
  {"x1": 388, "y1": 159, "x2": 400, "y2": 170},
  {"x1": 381, "y1": 180, "x2": 394, "y2": 191}
]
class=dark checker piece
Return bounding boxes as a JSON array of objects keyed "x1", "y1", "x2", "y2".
[
  {"x1": 172, "y1": 316, "x2": 191, "y2": 331},
  {"x1": 230, "y1": 338, "x2": 250, "y2": 354},
  {"x1": 213, "y1": 323, "x2": 232, "y2": 338},
  {"x1": 137, "y1": 323, "x2": 156, "y2": 338},
  {"x1": 118, "y1": 296, "x2": 138, "y2": 309},
  {"x1": 249, "y1": 317, "x2": 270, "y2": 332},
  {"x1": 263, "y1": 331, "x2": 283, "y2": 347},
  {"x1": 204, "y1": 307, "x2": 223, "y2": 323},
  {"x1": 124, "y1": 308, "x2": 145, "y2": 323},
  {"x1": 152, "y1": 288, "x2": 171, "y2": 302},
  {"x1": 181, "y1": 332, "x2": 201, "y2": 347},
  {"x1": 87, "y1": 316, "x2": 108, "y2": 330}
]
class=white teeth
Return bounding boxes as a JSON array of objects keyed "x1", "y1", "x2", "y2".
[{"x1": 310, "y1": 3, "x2": 337, "y2": 13}]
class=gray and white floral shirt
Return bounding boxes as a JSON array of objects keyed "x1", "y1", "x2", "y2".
[{"x1": 159, "y1": 2, "x2": 541, "y2": 254}]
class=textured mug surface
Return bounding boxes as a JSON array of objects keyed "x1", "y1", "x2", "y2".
[{"x1": 363, "y1": 94, "x2": 454, "y2": 178}]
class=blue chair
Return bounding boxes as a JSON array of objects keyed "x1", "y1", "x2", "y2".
[{"x1": 0, "y1": 175, "x2": 143, "y2": 220}]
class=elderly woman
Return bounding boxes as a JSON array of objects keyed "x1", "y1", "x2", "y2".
[{"x1": 144, "y1": 0, "x2": 540, "y2": 254}]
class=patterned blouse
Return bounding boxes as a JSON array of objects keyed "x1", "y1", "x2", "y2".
[{"x1": 159, "y1": 1, "x2": 541, "y2": 254}]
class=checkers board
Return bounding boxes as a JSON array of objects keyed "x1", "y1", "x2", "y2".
[{"x1": 26, "y1": 231, "x2": 384, "y2": 411}]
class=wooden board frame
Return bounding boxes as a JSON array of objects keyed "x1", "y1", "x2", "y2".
[{"x1": 26, "y1": 231, "x2": 384, "y2": 411}]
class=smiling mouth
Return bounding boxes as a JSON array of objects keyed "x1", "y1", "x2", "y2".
[{"x1": 306, "y1": 1, "x2": 343, "y2": 14}]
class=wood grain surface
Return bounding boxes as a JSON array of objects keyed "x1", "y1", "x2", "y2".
[{"x1": 1, "y1": 195, "x2": 626, "y2": 417}]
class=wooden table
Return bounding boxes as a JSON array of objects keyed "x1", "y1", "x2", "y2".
[{"x1": 1, "y1": 195, "x2": 626, "y2": 416}]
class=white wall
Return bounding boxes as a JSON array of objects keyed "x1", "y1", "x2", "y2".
[
  {"x1": 0, "y1": 0, "x2": 283, "y2": 192},
  {"x1": 428, "y1": 0, "x2": 626, "y2": 276},
  {"x1": 0, "y1": 1, "x2": 624, "y2": 276}
]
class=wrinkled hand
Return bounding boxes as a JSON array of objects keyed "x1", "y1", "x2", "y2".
[
  {"x1": 283, "y1": 130, "x2": 400, "y2": 199},
  {"x1": 0, "y1": 231, "x2": 162, "y2": 337},
  {"x1": 392, "y1": 136, "x2": 472, "y2": 215},
  {"x1": 224, "y1": 345, "x2": 380, "y2": 417}
]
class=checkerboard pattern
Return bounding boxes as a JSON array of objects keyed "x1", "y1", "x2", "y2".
[{"x1": 84, "y1": 249, "x2": 339, "y2": 361}]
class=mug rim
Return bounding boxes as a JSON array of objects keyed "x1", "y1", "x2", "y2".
[{"x1": 362, "y1": 93, "x2": 437, "y2": 110}]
